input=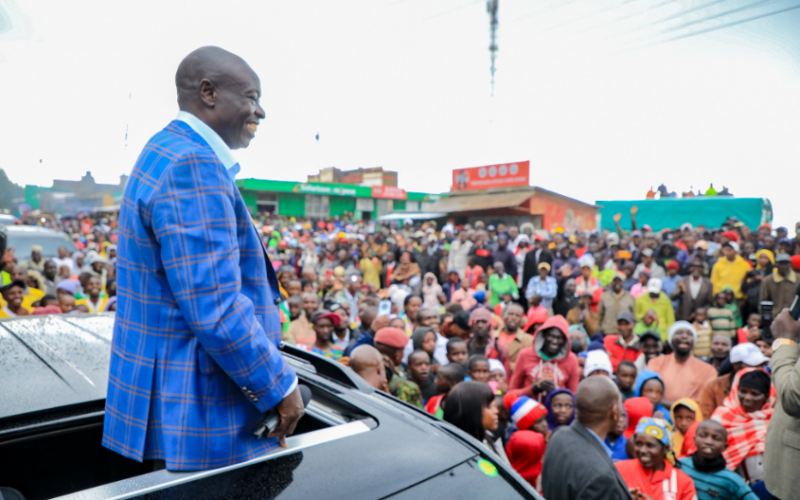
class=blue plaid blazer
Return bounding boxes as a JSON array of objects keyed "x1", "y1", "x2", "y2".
[{"x1": 103, "y1": 120, "x2": 296, "y2": 470}]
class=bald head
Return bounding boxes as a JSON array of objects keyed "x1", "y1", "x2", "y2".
[
  {"x1": 349, "y1": 345, "x2": 386, "y2": 391},
  {"x1": 175, "y1": 46, "x2": 264, "y2": 150},
  {"x1": 576, "y1": 376, "x2": 621, "y2": 429}
]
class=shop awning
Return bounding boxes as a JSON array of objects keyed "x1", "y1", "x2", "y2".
[
  {"x1": 426, "y1": 191, "x2": 533, "y2": 213},
  {"x1": 378, "y1": 212, "x2": 447, "y2": 221}
]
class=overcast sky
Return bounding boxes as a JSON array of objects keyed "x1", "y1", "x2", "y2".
[{"x1": 1, "y1": 0, "x2": 799, "y2": 227}]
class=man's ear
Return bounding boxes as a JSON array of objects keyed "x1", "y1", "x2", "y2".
[{"x1": 198, "y1": 79, "x2": 217, "y2": 108}]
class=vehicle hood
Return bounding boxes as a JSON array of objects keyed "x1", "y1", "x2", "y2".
[{"x1": 0, "y1": 314, "x2": 113, "y2": 419}]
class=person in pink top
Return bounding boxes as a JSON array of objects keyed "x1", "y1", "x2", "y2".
[
  {"x1": 508, "y1": 315, "x2": 580, "y2": 401},
  {"x1": 647, "y1": 321, "x2": 718, "y2": 408}
]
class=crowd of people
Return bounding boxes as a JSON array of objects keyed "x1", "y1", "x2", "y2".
[{"x1": 6, "y1": 207, "x2": 800, "y2": 499}]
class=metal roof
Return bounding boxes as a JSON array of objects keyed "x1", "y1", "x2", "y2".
[{"x1": 426, "y1": 190, "x2": 534, "y2": 213}]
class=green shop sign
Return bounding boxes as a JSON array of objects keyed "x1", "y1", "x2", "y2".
[{"x1": 236, "y1": 178, "x2": 445, "y2": 201}]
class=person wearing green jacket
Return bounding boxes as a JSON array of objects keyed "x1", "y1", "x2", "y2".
[
  {"x1": 635, "y1": 278, "x2": 675, "y2": 341},
  {"x1": 489, "y1": 261, "x2": 518, "y2": 308}
]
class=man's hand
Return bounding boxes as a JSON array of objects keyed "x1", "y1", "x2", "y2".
[
  {"x1": 772, "y1": 308, "x2": 800, "y2": 342},
  {"x1": 747, "y1": 326, "x2": 761, "y2": 343},
  {"x1": 532, "y1": 378, "x2": 555, "y2": 395},
  {"x1": 613, "y1": 213, "x2": 622, "y2": 223},
  {"x1": 630, "y1": 205, "x2": 638, "y2": 216},
  {"x1": 267, "y1": 386, "x2": 305, "y2": 448},
  {"x1": 560, "y1": 264, "x2": 573, "y2": 277},
  {"x1": 678, "y1": 281, "x2": 686, "y2": 293}
]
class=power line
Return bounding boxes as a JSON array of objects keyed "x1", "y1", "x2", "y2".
[
  {"x1": 629, "y1": 2, "x2": 800, "y2": 49},
  {"x1": 577, "y1": 0, "x2": 678, "y2": 34},
  {"x1": 660, "y1": 0, "x2": 772, "y2": 32}
]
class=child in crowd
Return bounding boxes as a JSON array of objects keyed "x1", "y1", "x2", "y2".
[
  {"x1": 635, "y1": 370, "x2": 672, "y2": 425},
  {"x1": 488, "y1": 359, "x2": 508, "y2": 394},
  {"x1": 678, "y1": 420, "x2": 759, "y2": 500},
  {"x1": 411, "y1": 327, "x2": 438, "y2": 372},
  {"x1": 407, "y1": 350, "x2": 436, "y2": 402},
  {"x1": 616, "y1": 417, "x2": 698, "y2": 500},
  {"x1": 506, "y1": 430, "x2": 547, "y2": 491},
  {"x1": 503, "y1": 394, "x2": 549, "y2": 441},
  {"x1": 446, "y1": 338, "x2": 468, "y2": 367},
  {"x1": 616, "y1": 361, "x2": 637, "y2": 401},
  {"x1": 633, "y1": 309, "x2": 659, "y2": 336},
  {"x1": 708, "y1": 292, "x2": 736, "y2": 340},
  {"x1": 425, "y1": 363, "x2": 465, "y2": 419},
  {"x1": 634, "y1": 331, "x2": 663, "y2": 373},
  {"x1": 670, "y1": 399, "x2": 703, "y2": 457},
  {"x1": 692, "y1": 307, "x2": 712, "y2": 358},
  {"x1": 605, "y1": 406, "x2": 629, "y2": 462},
  {"x1": 544, "y1": 388, "x2": 575, "y2": 432},
  {"x1": 737, "y1": 313, "x2": 761, "y2": 346},
  {"x1": 583, "y1": 350, "x2": 613, "y2": 378},
  {"x1": 722, "y1": 287, "x2": 742, "y2": 329},
  {"x1": 468, "y1": 355, "x2": 491, "y2": 383}
]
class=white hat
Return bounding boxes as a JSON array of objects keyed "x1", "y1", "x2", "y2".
[
  {"x1": 667, "y1": 320, "x2": 697, "y2": 346},
  {"x1": 647, "y1": 277, "x2": 663, "y2": 294},
  {"x1": 584, "y1": 350, "x2": 613, "y2": 377},
  {"x1": 606, "y1": 232, "x2": 620, "y2": 245},
  {"x1": 488, "y1": 358, "x2": 506, "y2": 375},
  {"x1": 730, "y1": 342, "x2": 770, "y2": 367},
  {"x1": 578, "y1": 254, "x2": 595, "y2": 269}
]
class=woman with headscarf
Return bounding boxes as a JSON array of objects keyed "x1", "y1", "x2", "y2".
[
  {"x1": 421, "y1": 272, "x2": 443, "y2": 310},
  {"x1": 670, "y1": 399, "x2": 703, "y2": 457},
  {"x1": 616, "y1": 417, "x2": 698, "y2": 500},
  {"x1": 411, "y1": 326, "x2": 439, "y2": 371},
  {"x1": 711, "y1": 368, "x2": 774, "y2": 487},
  {"x1": 544, "y1": 388, "x2": 575, "y2": 432}
]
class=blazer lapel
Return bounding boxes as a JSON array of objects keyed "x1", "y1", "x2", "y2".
[{"x1": 572, "y1": 422, "x2": 633, "y2": 498}]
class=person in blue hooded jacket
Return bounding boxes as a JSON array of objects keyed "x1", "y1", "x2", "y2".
[{"x1": 634, "y1": 369, "x2": 673, "y2": 425}]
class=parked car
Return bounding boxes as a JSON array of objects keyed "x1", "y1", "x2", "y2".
[
  {"x1": 0, "y1": 314, "x2": 542, "y2": 500},
  {"x1": 2, "y1": 225, "x2": 76, "y2": 260}
]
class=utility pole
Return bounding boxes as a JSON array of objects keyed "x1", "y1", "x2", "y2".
[{"x1": 487, "y1": 0, "x2": 499, "y2": 96}]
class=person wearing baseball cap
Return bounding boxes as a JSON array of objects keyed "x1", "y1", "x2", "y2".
[
  {"x1": 647, "y1": 321, "x2": 719, "y2": 404},
  {"x1": 635, "y1": 277, "x2": 675, "y2": 342},
  {"x1": 759, "y1": 253, "x2": 797, "y2": 314},
  {"x1": 603, "y1": 311, "x2": 641, "y2": 371},
  {"x1": 634, "y1": 247, "x2": 666, "y2": 280}
]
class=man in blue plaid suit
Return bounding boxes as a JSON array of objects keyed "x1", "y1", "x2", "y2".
[{"x1": 102, "y1": 47, "x2": 304, "y2": 471}]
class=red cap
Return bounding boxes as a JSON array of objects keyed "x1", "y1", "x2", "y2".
[
  {"x1": 721, "y1": 230, "x2": 739, "y2": 243},
  {"x1": 666, "y1": 260, "x2": 680, "y2": 271},
  {"x1": 374, "y1": 327, "x2": 408, "y2": 349},
  {"x1": 792, "y1": 255, "x2": 800, "y2": 272}
]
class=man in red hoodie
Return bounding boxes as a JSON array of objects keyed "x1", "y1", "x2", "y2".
[
  {"x1": 508, "y1": 315, "x2": 580, "y2": 400},
  {"x1": 603, "y1": 311, "x2": 642, "y2": 371}
]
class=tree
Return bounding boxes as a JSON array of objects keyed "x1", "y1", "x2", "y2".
[{"x1": 0, "y1": 169, "x2": 24, "y2": 210}]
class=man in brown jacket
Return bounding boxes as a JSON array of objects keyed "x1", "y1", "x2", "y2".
[
  {"x1": 759, "y1": 253, "x2": 797, "y2": 314},
  {"x1": 597, "y1": 274, "x2": 635, "y2": 335},
  {"x1": 698, "y1": 342, "x2": 769, "y2": 417},
  {"x1": 670, "y1": 257, "x2": 713, "y2": 321}
]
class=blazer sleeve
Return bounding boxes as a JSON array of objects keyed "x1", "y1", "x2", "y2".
[
  {"x1": 152, "y1": 152, "x2": 296, "y2": 414},
  {"x1": 574, "y1": 473, "x2": 632, "y2": 500},
  {"x1": 770, "y1": 344, "x2": 800, "y2": 418}
]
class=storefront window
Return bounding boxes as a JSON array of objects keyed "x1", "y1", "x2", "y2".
[{"x1": 305, "y1": 195, "x2": 330, "y2": 219}]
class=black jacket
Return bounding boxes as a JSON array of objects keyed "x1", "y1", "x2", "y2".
[
  {"x1": 414, "y1": 247, "x2": 442, "y2": 278},
  {"x1": 521, "y1": 249, "x2": 553, "y2": 295},
  {"x1": 541, "y1": 421, "x2": 632, "y2": 500}
]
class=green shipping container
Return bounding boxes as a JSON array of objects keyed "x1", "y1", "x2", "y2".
[{"x1": 597, "y1": 198, "x2": 772, "y2": 232}]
